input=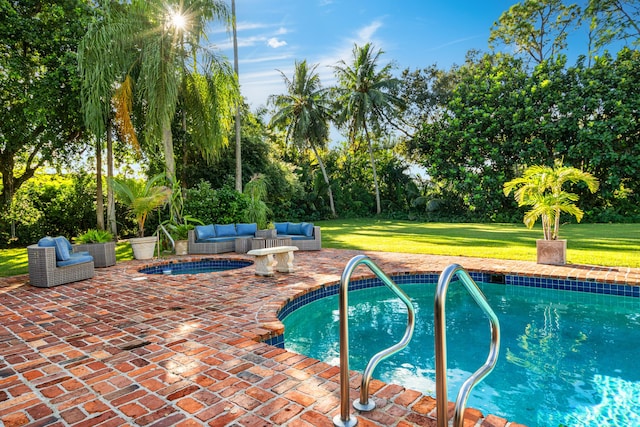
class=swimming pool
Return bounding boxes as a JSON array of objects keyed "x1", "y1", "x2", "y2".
[
  {"x1": 282, "y1": 278, "x2": 640, "y2": 427},
  {"x1": 138, "y1": 259, "x2": 252, "y2": 275}
]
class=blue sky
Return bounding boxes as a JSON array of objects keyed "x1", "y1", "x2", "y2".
[{"x1": 211, "y1": 0, "x2": 519, "y2": 109}]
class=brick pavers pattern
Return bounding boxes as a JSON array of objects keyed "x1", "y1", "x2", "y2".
[{"x1": 1, "y1": 249, "x2": 638, "y2": 426}]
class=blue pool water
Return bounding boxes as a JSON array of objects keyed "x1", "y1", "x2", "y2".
[
  {"x1": 139, "y1": 259, "x2": 252, "y2": 275},
  {"x1": 282, "y1": 281, "x2": 640, "y2": 427}
]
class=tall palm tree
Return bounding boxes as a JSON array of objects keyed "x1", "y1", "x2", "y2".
[
  {"x1": 269, "y1": 60, "x2": 337, "y2": 217},
  {"x1": 333, "y1": 43, "x2": 404, "y2": 214},
  {"x1": 232, "y1": 0, "x2": 242, "y2": 193},
  {"x1": 78, "y1": 0, "x2": 239, "y2": 184}
]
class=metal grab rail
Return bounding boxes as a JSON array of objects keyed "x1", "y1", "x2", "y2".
[
  {"x1": 156, "y1": 224, "x2": 175, "y2": 254},
  {"x1": 434, "y1": 264, "x2": 501, "y2": 427},
  {"x1": 333, "y1": 255, "x2": 416, "y2": 427}
]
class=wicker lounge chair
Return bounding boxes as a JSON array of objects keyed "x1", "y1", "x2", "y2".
[{"x1": 27, "y1": 244, "x2": 95, "y2": 288}]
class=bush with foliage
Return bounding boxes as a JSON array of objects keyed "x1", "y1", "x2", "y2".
[
  {"x1": 75, "y1": 229, "x2": 114, "y2": 244},
  {"x1": 1, "y1": 174, "x2": 97, "y2": 246},
  {"x1": 183, "y1": 181, "x2": 250, "y2": 225}
]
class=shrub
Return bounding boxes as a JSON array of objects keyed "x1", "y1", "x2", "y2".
[{"x1": 184, "y1": 181, "x2": 250, "y2": 225}]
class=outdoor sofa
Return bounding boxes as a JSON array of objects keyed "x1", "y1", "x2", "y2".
[
  {"x1": 273, "y1": 222, "x2": 321, "y2": 251},
  {"x1": 187, "y1": 221, "x2": 322, "y2": 254},
  {"x1": 188, "y1": 223, "x2": 258, "y2": 254},
  {"x1": 27, "y1": 236, "x2": 95, "y2": 288}
]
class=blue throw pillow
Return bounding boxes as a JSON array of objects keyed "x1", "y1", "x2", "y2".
[
  {"x1": 287, "y1": 222, "x2": 303, "y2": 235},
  {"x1": 62, "y1": 236, "x2": 73, "y2": 252},
  {"x1": 53, "y1": 236, "x2": 71, "y2": 261},
  {"x1": 215, "y1": 224, "x2": 237, "y2": 237},
  {"x1": 274, "y1": 222, "x2": 289, "y2": 234},
  {"x1": 301, "y1": 222, "x2": 314, "y2": 237},
  {"x1": 195, "y1": 224, "x2": 216, "y2": 240},
  {"x1": 236, "y1": 223, "x2": 257, "y2": 236}
]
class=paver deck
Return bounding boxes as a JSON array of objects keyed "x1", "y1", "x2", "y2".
[{"x1": 1, "y1": 249, "x2": 639, "y2": 427}]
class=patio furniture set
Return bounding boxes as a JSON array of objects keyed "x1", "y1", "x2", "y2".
[{"x1": 27, "y1": 222, "x2": 321, "y2": 287}]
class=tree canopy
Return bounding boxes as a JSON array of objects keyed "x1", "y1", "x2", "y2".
[{"x1": 0, "y1": 0, "x2": 93, "y2": 209}]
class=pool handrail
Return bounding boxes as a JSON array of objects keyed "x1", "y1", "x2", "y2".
[
  {"x1": 434, "y1": 263, "x2": 501, "y2": 427},
  {"x1": 156, "y1": 223, "x2": 175, "y2": 253},
  {"x1": 333, "y1": 254, "x2": 416, "y2": 427}
]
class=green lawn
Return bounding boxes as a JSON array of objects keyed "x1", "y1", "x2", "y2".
[
  {"x1": 1, "y1": 221, "x2": 638, "y2": 277},
  {"x1": 315, "y1": 219, "x2": 640, "y2": 268}
]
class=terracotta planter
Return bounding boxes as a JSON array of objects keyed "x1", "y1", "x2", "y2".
[
  {"x1": 536, "y1": 239, "x2": 566, "y2": 265},
  {"x1": 129, "y1": 236, "x2": 157, "y2": 260},
  {"x1": 175, "y1": 240, "x2": 188, "y2": 256}
]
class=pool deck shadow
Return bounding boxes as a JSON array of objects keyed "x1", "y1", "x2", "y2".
[{"x1": 1, "y1": 249, "x2": 638, "y2": 427}]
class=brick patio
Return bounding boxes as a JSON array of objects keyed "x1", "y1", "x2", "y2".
[{"x1": 1, "y1": 249, "x2": 639, "y2": 427}]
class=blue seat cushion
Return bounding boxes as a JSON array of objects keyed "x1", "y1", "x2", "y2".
[
  {"x1": 236, "y1": 223, "x2": 257, "y2": 236},
  {"x1": 215, "y1": 224, "x2": 237, "y2": 237},
  {"x1": 301, "y1": 222, "x2": 314, "y2": 237},
  {"x1": 274, "y1": 222, "x2": 289, "y2": 234},
  {"x1": 195, "y1": 224, "x2": 216, "y2": 240},
  {"x1": 201, "y1": 237, "x2": 235, "y2": 243},
  {"x1": 291, "y1": 235, "x2": 312, "y2": 241},
  {"x1": 287, "y1": 222, "x2": 303, "y2": 235},
  {"x1": 57, "y1": 253, "x2": 93, "y2": 267}
]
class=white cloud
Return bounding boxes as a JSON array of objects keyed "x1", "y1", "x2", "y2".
[
  {"x1": 240, "y1": 54, "x2": 292, "y2": 64},
  {"x1": 267, "y1": 38, "x2": 287, "y2": 48},
  {"x1": 357, "y1": 20, "x2": 383, "y2": 43}
]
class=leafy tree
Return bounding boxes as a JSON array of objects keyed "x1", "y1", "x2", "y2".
[
  {"x1": 489, "y1": 0, "x2": 582, "y2": 65},
  {"x1": 408, "y1": 53, "x2": 534, "y2": 219},
  {"x1": 394, "y1": 64, "x2": 459, "y2": 136},
  {"x1": 78, "y1": 0, "x2": 239, "y2": 184},
  {"x1": 565, "y1": 49, "x2": 640, "y2": 220},
  {"x1": 585, "y1": 0, "x2": 640, "y2": 51},
  {"x1": 269, "y1": 60, "x2": 336, "y2": 217},
  {"x1": 0, "y1": 0, "x2": 93, "y2": 212},
  {"x1": 333, "y1": 43, "x2": 404, "y2": 214},
  {"x1": 2, "y1": 174, "x2": 99, "y2": 246}
]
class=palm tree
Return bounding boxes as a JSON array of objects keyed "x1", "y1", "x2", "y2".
[
  {"x1": 111, "y1": 174, "x2": 172, "y2": 238},
  {"x1": 269, "y1": 60, "x2": 336, "y2": 217},
  {"x1": 504, "y1": 159, "x2": 599, "y2": 240},
  {"x1": 232, "y1": 0, "x2": 242, "y2": 193},
  {"x1": 332, "y1": 43, "x2": 404, "y2": 214},
  {"x1": 78, "y1": 0, "x2": 239, "y2": 184}
]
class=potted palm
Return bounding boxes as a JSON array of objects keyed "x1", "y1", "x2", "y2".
[
  {"x1": 503, "y1": 159, "x2": 599, "y2": 265},
  {"x1": 165, "y1": 215, "x2": 203, "y2": 255},
  {"x1": 74, "y1": 229, "x2": 116, "y2": 267},
  {"x1": 111, "y1": 174, "x2": 172, "y2": 260}
]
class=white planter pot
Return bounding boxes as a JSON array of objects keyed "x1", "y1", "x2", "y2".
[
  {"x1": 175, "y1": 240, "x2": 188, "y2": 255},
  {"x1": 129, "y1": 236, "x2": 157, "y2": 260},
  {"x1": 536, "y1": 239, "x2": 566, "y2": 265}
]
